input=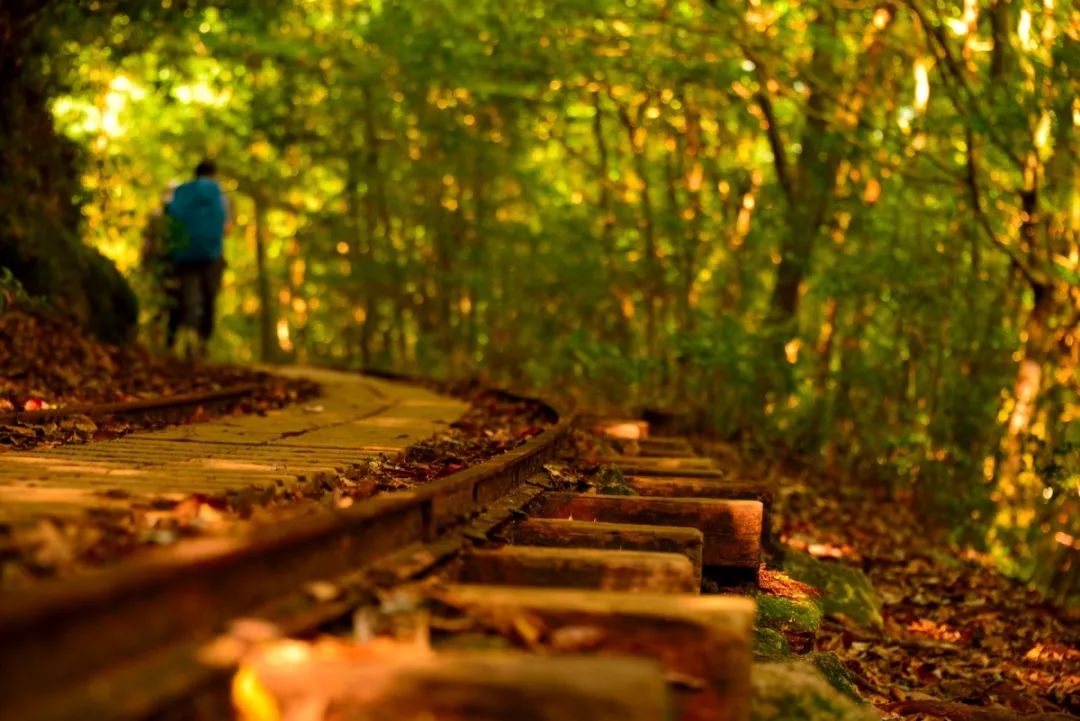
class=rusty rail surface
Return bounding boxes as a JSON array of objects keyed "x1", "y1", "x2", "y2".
[
  {"x1": 0, "y1": 387, "x2": 572, "y2": 721},
  {"x1": 0, "y1": 384, "x2": 261, "y2": 425}
]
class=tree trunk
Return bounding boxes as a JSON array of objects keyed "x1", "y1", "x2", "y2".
[
  {"x1": 616, "y1": 99, "x2": 660, "y2": 357},
  {"x1": 251, "y1": 194, "x2": 275, "y2": 362},
  {"x1": 592, "y1": 91, "x2": 634, "y2": 350},
  {"x1": 998, "y1": 279, "x2": 1055, "y2": 497}
]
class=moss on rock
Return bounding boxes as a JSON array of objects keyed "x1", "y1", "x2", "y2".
[
  {"x1": 809, "y1": 652, "x2": 862, "y2": 701},
  {"x1": 754, "y1": 626, "x2": 792, "y2": 661},
  {"x1": 751, "y1": 661, "x2": 878, "y2": 721},
  {"x1": 782, "y1": 550, "x2": 883, "y2": 631},
  {"x1": 756, "y1": 593, "x2": 823, "y2": 636}
]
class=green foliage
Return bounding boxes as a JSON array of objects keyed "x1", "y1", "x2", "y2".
[
  {"x1": 0, "y1": 0, "x2": 263, "y2": 342},
  {"x1": 5, "y1": 0, "x2": 1074, "y2": 601}
]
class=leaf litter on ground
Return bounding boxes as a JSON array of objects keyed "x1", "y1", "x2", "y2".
[
  {"x1": 746, "y1": 449, "x2": 1080, "y2": 720},
  {"x1": 0, "y1": 304, "x2": 319, "y2": 450}
]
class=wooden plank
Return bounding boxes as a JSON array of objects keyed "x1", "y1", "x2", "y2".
[
  {"x1": 430, "y1": 584, "x2": 755, "y2": 721},
  {"x1": 620, "y1": 476, "x2": 774, "y2": 544},
  {"x1": 585, "y1": 418, "x2": 650, "y2": 440},
  {"x1": 245, "y1": 648, "x2": 671, "y2": 721},
  {"x1": 511, "y1": 518, "x2": 704, "y2": 585},
  {"x1": 614, "y1": 465, "x2": 730, "y2": 479},
  {"x1": 623, "y1": 476, "x2": 772, "y2": 504},
  {"x1": 641, "y1": 436, "x2": 694, "y2": 450},
  {"x1": 601, "y1": 455, "x2": 716, "y2": 470},
  {"x1": 459, "y1": 546, "x2": 698, "y2": 593},
  {"x1": 614, "y1": 437, "x2": 695, "y2": 456},
  {"x1": 528, "y1": 493, "x2": 762, "y2": 568},
  {"x1": 641, "y1": 408, "x2": 694, "y2": 436}
]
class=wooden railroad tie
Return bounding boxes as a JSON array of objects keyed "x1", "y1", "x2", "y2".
[
  {"x1": 585, "y1": 417, "x2": 650, "y2": 440},
  {"x1": 611, "y1": 464, "x2": 732, "y2": 479},
  {"x1": 612, "y1": 435, "x2": 696, "y2": 456},
  {"x1": 245, "y1": 649, "x2": 670, "y2": 721},
  {"x1": 510, "y1": 518, "x2": 705, "y2": 585},
  {"x1": 427, "y1": 585, "x2": 755, "y2": 721},
  {"x1": 527, "y1": 492, "x2": 763, "y2": 569},
  {"x1": 614, "y1": 475, "x2": 775, "y2": 543},
  {"x1": 600, "y1": 454, "x2": 718, "y2": 470},
  {"x1": 0, "y1": 385, "x2": 769, "y2": 721},
  {"x1": 620, "y1": 475, "x2": 771, "y2": 503},
  {"x1": 459, "y1": 546, "x2": 698, "y2": 594}
]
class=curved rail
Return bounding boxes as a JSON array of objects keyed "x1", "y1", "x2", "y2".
[
  {"x1": 0, "y1": 383, "x2": 573, "y2": 721},
  {"x1": 0, "y1": 384, "x2": 261, "y2": 425}
]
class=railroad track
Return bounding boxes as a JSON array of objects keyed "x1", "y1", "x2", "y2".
[
  {"x1": 0, "y1": 384, "x2": 770, "y2": 721},
  {"x1": 0, "y1": 384, "x2": 262, "y2": 427}
]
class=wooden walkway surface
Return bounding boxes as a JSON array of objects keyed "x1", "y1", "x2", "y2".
[{"x1": 0, "y1": 368, "x2": 468, "y2": 525}]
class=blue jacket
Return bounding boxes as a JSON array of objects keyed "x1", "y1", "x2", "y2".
[{"x1": 166, "y1": 178, "x2": 227, "y2": 262}]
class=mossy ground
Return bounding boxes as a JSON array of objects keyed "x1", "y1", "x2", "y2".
[
  {"x1": 751, "y1": 661, "x2": 878, "y2": 721},
  {"x1": 756, "y1": 592, "x2": 823, "y2": 636},
  {"x1": 782, "y1": 550, "x2": 883, "y2": 630},
  {"x1": 753, "y1": 626, "x2": 792, "y2": 661},
  {"x1": 808, "y1": 652, "x2": 861, "y2": 702},
  {"x1": 753, "y1": 552, "x2": 875, "y2": 705}
]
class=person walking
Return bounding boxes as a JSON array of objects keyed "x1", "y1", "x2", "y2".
[
  {"x1": 140, "y1": 181, "x2": 180, "y2": 350},
  {"x1": 165, "y1": 159, "x2": 231, "y2": 358}
]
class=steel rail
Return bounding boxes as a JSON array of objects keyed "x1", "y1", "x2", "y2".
[
  {"x1": 0, "y1": 384, "x2": 261, "y2": 425},
  {"x1": 0, "y1": 388, "x2": 573, "y2": 721}
]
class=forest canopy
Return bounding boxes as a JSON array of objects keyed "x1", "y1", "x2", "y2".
[{"x1": 0, "y1": 0, "x2": 1077, "y2": 602}]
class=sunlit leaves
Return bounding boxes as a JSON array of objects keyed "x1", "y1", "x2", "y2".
[
  {"x1": 20, "y1": 0, "x2": 1076, "y2": 601},
  {"x1": 913, "y1": 58, "x2": 930, "y2": 113}
]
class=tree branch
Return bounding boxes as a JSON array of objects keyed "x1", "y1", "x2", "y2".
[
  {"x1": 963, "y1": 129, "x2": 1043, "y2": 288},
  {"x1": 902, "y1": 0, "x2": 1026, "y2": 171},
  {"x1": 740, "y1": 43, "x2": 794, "y2": 203}
]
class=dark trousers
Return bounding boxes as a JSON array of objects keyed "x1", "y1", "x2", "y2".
[{"x1": 166, "y1": 258, "x2": 225, "y2": 348}]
